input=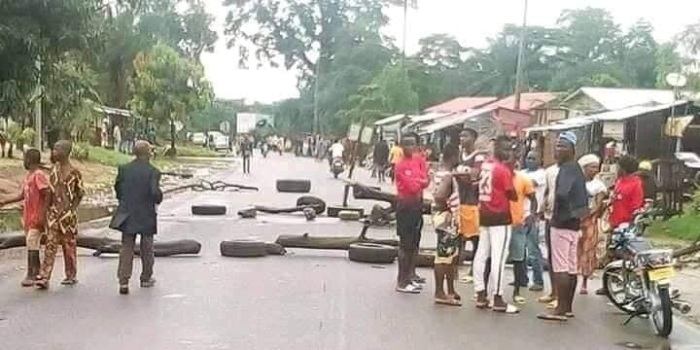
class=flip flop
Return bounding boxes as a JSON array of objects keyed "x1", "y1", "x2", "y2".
[
  {"x1": 546, "y1": 300, "x2": 558, "y2": 309},
  {"x1": 475, "y1": 300, "x2": 490, "y2": 309},
  {"x1": 537, "y1": 313, "x2": 568, "y2": 322},
  {"x1": 450, "y1": 293, "x2": 462, "y2": 301},
  {"x1": 565, "y1": 312, "x2": 575, "y2": 318},
  {"x1": 459, "y1": 276, "x2": 474, "y2": 284},
  {"x1": 513, "y1": 295, "x2": 526, "y2": 305},
  {"x1": 435, "y1": 297, "x2": 462, "y2": 307},
  {"x1": 538, "y1": 295, "x2": 555, "y2": 303},
  {"x1": 493, "y1": 304, "x2": 520, "y2": 314}
]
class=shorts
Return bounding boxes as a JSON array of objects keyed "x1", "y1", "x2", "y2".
[
  {"x1": 508, "y1": 224, "x2": 528, "y2": 262},
  {"x1": 550, "y1": 227, "x2": 580, "y2": 274},
  {"x1": 458, "y1": 205, "x2": 479, "y2": 237},
  {"x1": 396, "y1": 203, "x2": 423, "y2": 251}
]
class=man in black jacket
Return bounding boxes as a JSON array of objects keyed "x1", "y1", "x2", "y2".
[{"x1": 110, "y1": 140, "x2": 164, "y2": 295}]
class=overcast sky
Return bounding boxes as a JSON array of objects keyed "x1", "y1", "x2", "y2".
[{"x1": 200, "y1": 0, "x2": 700, "y2": 104}]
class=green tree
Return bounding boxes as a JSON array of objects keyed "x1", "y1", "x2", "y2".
[
  {"x1": 129, "y1": 43, "x2": 213, "y2": 155},
  {"x1": 371, "y1": 63, "x2": 418, "y2": 114}
]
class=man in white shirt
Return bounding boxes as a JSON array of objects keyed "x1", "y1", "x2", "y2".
[
  {"x1": 521, "y1": 151, "x2": 547, "y2": 291},
  {"x1": 330, "y1": 140, "x2": 345, "y2": 160},
  {"x1": 537, "y1": 161, "x2": 560, "y2": 306}
]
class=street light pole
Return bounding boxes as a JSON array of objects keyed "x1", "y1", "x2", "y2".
[
  {"x1": 514, "y1": 0, "x2": 529, "y2": 110},
  {"x1": 313, "y1": 58, "x2": 321, "y2": 136}
]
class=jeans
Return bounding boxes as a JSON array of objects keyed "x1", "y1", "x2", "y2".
[{"x1": 525, "y1": 218, "x2": 545, "y2": 287}]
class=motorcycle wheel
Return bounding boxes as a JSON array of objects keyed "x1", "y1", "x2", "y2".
[
  {"x1": 650, "y1": 286, "x2": 673, "y2": 337},
  {"x1": 603, "y1": 266, "x2": 637, "y2": 314},
  {"x1": 334, "y1": 172, "x2": 339, "y2": 179}
]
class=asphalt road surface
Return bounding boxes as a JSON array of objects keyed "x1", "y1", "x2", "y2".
[{"x1": 1, "y1": 153, "x2": 699, "y2": 350}]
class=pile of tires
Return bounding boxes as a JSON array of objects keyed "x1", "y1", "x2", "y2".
[
  {"x1": 192, "y1": 205, "x2": 227, "y2": 216},
  {"x1": 347, "y1": 243, "x2": 397, "y2": 264}
]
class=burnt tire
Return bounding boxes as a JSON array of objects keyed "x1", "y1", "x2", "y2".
[
  {"x1": 192, "y1": 205, "x2": 227, "y2": 216},
  {"x1": 237, "y1": 207, "x2": 257, "y2": 218},
  {"x1": 327, "y1": 205, "x2": 364, "y2": 218},
  {"x1": 339, "y1": 210, "x2": 361, "y2": 221},
  {"x1": 220, "y1": 240, "x2": 268, "y2": 258},
  {"x1": 264, "y1": 242, "x2": 287, "y2": 256},
  {"x1": 295, "y1": 196, "x2": 326, "y2": 214},
  {"x1": 348, "y1": 243, "x2": 397, "y2": 264},
  {"x1": 276, "y1": 179, "x2": 311, "y2": 193}
]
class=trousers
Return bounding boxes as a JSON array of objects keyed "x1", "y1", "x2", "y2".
[
  {"x1": 118, "y1": 233, "x2": 155, "y2": 284},
  {"x1": 40, "y1": 228, "x2": 77, "y2": 281},
  {"x1": 473, "y1": 226, "x2": 511, "y2": 297}
]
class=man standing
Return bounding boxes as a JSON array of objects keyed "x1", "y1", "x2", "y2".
[
  {"x1": 596, "y1": 155, "x2": 644, "y2": 295},
  {"x1": 394, "y1": 133, "x2": 429, "y2": 294},
  {"x1": 111, "y1": 141, "x2": 163, "y2": 295},
  {"x1": 538, "y1": 132, "x2": 588, "y2": 322},
  {"x1": 373, "y1": 138, "x2": 390, "y2": 183},
  {"x1": 473, "y1": 136, "x2": 518, "y2": 313},
  {"x1": 521, "y1": 151, "x2": 547, "y2": 291},
  {"x1": 538, "y1": 161, "x2": 560, "y2": 307},
  {"x1": 388, "y1": 140, "x2": 403, "y2": 183},
  {"x1": 35, "y1": 140, "x2": 85, "y2": 289},
  {"x1": 509, "y1": 160, "x2": 537, "y2": 304},
  {"x1": 0, "y1": 149, "x2": 49, "y2": 286},
  {"x1": 241, "y1": 135, "x2": 253, "y2": 174},
  {"x1": 330, "y1": 139, "x2": 345, "y2": 166}
]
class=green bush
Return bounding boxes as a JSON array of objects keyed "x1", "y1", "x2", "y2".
[{"x1": 71, "y1": 143, "x2": 90, "y2": 161}]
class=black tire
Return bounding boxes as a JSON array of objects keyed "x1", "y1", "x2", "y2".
[
  {"x1": 276, "y1": 179, "x2": 311, "y2": 193},
  {"x1": 327, "y1": 205, "x2": 364, "y2": 218},
  {"x1": 192, "y1": 205, "x2": 227, "y2": 216},
  {"x1": 348, "y1": 243, "x2": 397, "y2": 264},
  {"x1": 603, "y1": 266, "x2": 637, "y2": 314},
  {"x1": 264, "y1": 242, "x2": 287, "y2": 256},
  {"x1": 295, "y1": 196, "x2": 326, "y2": 215},
  {"x1": 237, "y1": 207, "x2": 257, "y2": 218},
  {"x1": 651, "y1": 286, "x2": 673, "y2": 337},
  {"x1": 220, "y1": 240, "x2": 268, "y2": 258}
]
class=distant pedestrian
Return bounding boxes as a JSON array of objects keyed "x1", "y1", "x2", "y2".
[
  {"x1": 113, "y1": 125, "x2": 122, "y2": 152},
  {"x1": 521, "y1": 151, "x2": 547, "y2": 292},
  {"x1": 508, "y1": 160, "x2": 537, "y2": 305},
  {"x1": 577, "y1": 154, "x2": 607, "y2": 295},
  {"x1": 431, "y1": 144, "x2": 461, "y2": 305},
  {"x1": 110, "y1": 140, "x2": 163, "y2": 295},
  {"x1": 394, "y1": 133, "x2": 429, "y2": 294},
  {"x1": 0, "y1": 149, "x2": 49, "y2": 287},
  {"x1": 473, "y1": 136, "x2": 518, "y2": 313},
  {"x1": 373, "y1": 138, "x2": 390, "y2": 183},
  {"x1": 241, "y1": 136, "x2": 253, "y2": 174},
  {"x1": 35, "y1": 140, "x2": 85, "y2": 289},
  {"x1": 538, "y1": 131, "x2": 588, "y2": 322},
  {"x1": 388, "y1": 140, "x2": 403, "y2": 183}
]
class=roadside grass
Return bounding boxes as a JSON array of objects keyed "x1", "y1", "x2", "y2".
[
  {"x1": 170, "y1": 144, "x2": 220, "y2": 158},
  {"x1": 647, "y1": 213, "x2": 700, "y2": 242},
  {"x1": 0, "y1": 210, "x2": 21, "y2": 233}
]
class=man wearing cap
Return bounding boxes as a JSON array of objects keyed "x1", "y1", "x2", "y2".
[
  {"x1": 635, "y1": 160, "x2": 656, "y2": 201},
  {"x1": 538, "y1": 131, "x2": 588, "y2": 322}
]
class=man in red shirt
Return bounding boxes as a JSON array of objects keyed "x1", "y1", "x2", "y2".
[
  {"x1": 0, "y1": 149, "x2": 50, "y2": 286},
  {"x1": 596, "y1": 155, "x2": 644, "y2": 295},
  {"x1": 394, "y1": 132, "x2": 429, "y2": 294},
  {"x1": 473, "y1": 136, "x2": 518, "y2": 312}
]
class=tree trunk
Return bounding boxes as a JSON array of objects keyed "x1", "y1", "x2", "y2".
[
  {"x1": 673, "y1": 242, "x2": 700, "y2": 259},
  {"x1": 169, "y1": 118, "x2": 177, "y2": 157},
  {"x1": 0, "y1": 234, "x2": 201, "y2": 257}
]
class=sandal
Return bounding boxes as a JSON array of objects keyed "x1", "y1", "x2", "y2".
[
  {"x1": 546, "y1": 299, "x2": 558, "y2": 309},
  {"x1": 450, "y1": 293, "x2": 461, "y2": 301},
  {"x1": 475, "y1": 300, "x2": 490, "y2": 309},
  {"x1": 61, "y1": 278, "x2": 78, "y2": 286},
  {"x1": 513, "y1": 295, "x2": 526, "y2": 305},
  {"x1": 435, "y1": 297, "x2": 462, "y2": 307},
  {"x1": 565, "y1": 312, "x2": 575, "y2": 318},
  {"x1": 538, "y1": 295, "x2": 555, "y2": 303},
  {"x1": 493, "y1": 304, "x2": 520, "y2": 314},
  {"x1": 35, "y1": 279, "x2": 49, "y2": 290},
  {"x1": 537, "y1": 313, "x2": 568, "y2": 322}
]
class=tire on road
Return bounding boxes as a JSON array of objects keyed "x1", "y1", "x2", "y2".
[
  {"x1": 264, "y1": 242, "x2": 287, "y2": 256},
  {"x1": 338, "y1": 210, "x2": 362, "y2": 221},
  {"x1": 276, "y1": 179, "x2": 311, "y2": 193},
  {"x1": 237, "y1": 207, "x2": 257, "y2": 218},
  {"x1": 296, "y1": 196, "x2": 327, "y2": 214},
  {"x1": 192, "y1": 205, "x2": 227, "y2": 216},
  {"x1": 348, "y1": 243, "x2": 397, "y2": 264},
  {"x1": 327, "y1": 205, "x2": 364, "y2": 218},
  {"x1": 220, "y1": 240, "x2": 268, "y2": 258}
]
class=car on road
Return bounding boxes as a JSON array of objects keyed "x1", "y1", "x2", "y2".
[
  {"x1": 207, "y1": 131, "x2": 230, "y2": 151},
  {"x1": 190, "y1": 132, "x2": 206, "y2": 146}
]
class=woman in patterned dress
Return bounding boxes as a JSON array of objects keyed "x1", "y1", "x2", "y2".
[{"x1": 577, "y1": 154, "x2": 607, "y2": 295}]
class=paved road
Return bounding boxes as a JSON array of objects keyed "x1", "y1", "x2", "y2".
[{"x1": 1, "y1": 153, "x2": 699, "y2": 350}]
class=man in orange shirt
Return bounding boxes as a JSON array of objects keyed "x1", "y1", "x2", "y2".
[{"x1": 508, "y1": 158, "x2": 537, "y2": 305}]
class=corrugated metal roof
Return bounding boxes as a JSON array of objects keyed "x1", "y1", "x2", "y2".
[
  {"x1": 481, "y1": 92, "x2": 560, "y2": 111},
  {"x1": 561, "y1": 87, "x2": 688, "y2": 111},
  {"x1": 424, "y1": 96, "x2": 497, "y2": 113},
  {"x1": 418, "y1": 107, "x2": 496, "y2": 134},
  {"x1": 593, "y1": 100, "x2": 688, "y2": 121},
  {"x1": 93, "y1": 105, "x2": 133, "y2": 117},
  {"x1": 524, "y1": 117, "x2": 596, "y2": 132},
  {"x1": 374, "y1": 114, "x2": 408, "y2": 126}
]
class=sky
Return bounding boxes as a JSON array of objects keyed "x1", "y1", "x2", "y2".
[{"x1": 200, "y1": 0, "x2": 700, "y2": 104}]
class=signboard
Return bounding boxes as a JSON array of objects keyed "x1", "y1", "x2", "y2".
[
  {"x1": 347, "y1": 123, "x2": 373, "y2": 144},
  {"x1": 236, "y1": 113, "x2": 274, "y2": 134}
]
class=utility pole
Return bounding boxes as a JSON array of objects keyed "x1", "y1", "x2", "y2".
[
  {"x1": 402, "y1": 0, "x2": 408, "y2": 62},
  {"x1": 313, "y1": 58, "x2": 321, "y2": 136},
  {"x1": 514, "y1": 0, "x2": 529, "y2": 110},
  {"x1": 34, "y1": 58, "x2": 43, "y2": 150}
]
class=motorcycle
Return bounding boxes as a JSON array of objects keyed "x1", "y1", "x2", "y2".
[
  {"x1": 602, "y1": 204, "x2": 677, "y2": 337},
  {"x1": 330, "y1": 157, "x2": 344, "y2": 179}
]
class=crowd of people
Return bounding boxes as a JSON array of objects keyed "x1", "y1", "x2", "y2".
[{"x1": 391, "y1": 127, "x2": 648, "y2": 322}]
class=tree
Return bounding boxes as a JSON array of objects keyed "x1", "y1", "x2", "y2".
[
  {"x1": 129, "y1": 43, "x2": 213, "y2": 156},
  {"x1": 371, "y1": 63, "x2": 418, "y2": 114},
  {"x1": 619, "y1": 20, "x2": 658, "y2": 88}
]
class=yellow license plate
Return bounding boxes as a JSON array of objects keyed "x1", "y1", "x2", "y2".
[{"x1": 648, "y1": 267, "x2": 675, "y2": 281}]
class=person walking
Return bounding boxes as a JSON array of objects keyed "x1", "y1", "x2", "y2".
[
  {"x1": 473, "y1": 136, "x2": 518, "y2": 313},
  {"x1": 577, "y1": 154, "x2": 607, "y2": 295},
  {"x1": 373, "y1": 138, "x2": 390, "y2": 183},
  {"x1": 110, "y1": 141, "x2": 163, "y2": 295},
  {"x1": 35, "y1": 140, "x2": 85, "y2": 289},
  {"x1": 521, "y1": 151, "x2": 546, "y2": 292},
  {"x1": 241, "y1": 136, "x2": 253, "y2": 174},
  {"x1": 0, "y1": 149, "x2": 49, "y2": 286},
  {"x1": 538, "y1": 132, "x2": 588, "y2": 322},
  {"x1": 394, "y1": 133, "x2": 429, "y2": 294}
]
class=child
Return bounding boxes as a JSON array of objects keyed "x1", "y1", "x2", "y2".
[
  {"x1": 432, "y1": 144, "x2": 461, "y2": 305},
  {"x1": 0, "y1": 148, "x2": 49, "y2": 286}
]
